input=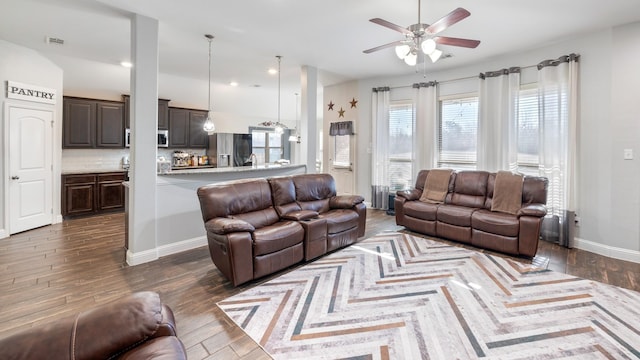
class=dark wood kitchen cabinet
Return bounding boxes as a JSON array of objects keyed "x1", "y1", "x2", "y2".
[
  {"x1": 168, "y1": 107, "x2": 209, "y2": 148},
  {"x1": 62, "y1": 172, "x2": 127, "y2": 218},
  {"x1": 122, "y1": 95, "x2": 170, "y2": 129},
  {"x1": 63, "y1": 97, "x2": 124, "y2": 148}
]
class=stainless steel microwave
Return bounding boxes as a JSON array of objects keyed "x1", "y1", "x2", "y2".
[{"x1": 125, "y1": 129, "x2": 169, "y2": 148}]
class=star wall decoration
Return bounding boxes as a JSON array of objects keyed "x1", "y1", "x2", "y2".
[
  {"x1": 338, "y1": 107, "x2": 345, "y2": 117},
  {"x1": 349, "y1": 97, "x2": 358, "y2": 108},
  {"x1": 328, "y1": 101, "x2": 335, "y2": 111}
]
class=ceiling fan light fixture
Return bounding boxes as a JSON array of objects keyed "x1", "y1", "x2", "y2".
[
  {"x1": 429, "y1": 48, "x2": 443, "y2": 63},
  {"x1": 404, "y1": 51, "x2": 418, "y2": 66},
  {"x1": 395, "y1": 44, "x2": 411, "y2": 59},
  {"x1": 420, "y1": 38, "x2": 436, "y2": 55}
]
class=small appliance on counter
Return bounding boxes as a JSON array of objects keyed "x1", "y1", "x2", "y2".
[
  {"x1": 172, "y1": 151, "x2": 190, "y2": 168},
  {"x1": 157, "y1": 157, "x2": 171, "y2": 174}
]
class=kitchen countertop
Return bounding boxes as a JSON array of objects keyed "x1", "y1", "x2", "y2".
[
  {"x1": 62, "y1": 169, "x2": 128, "y2": 175},
  {"x1": 159, "y1": 163, "x2": 303, "y2": 175}
]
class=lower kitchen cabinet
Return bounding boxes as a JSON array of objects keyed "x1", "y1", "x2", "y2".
[{"x1": 62, "y1": 172, "x2": 127, "y2": 217}]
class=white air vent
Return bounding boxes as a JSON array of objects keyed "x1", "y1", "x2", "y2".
[{"x1": 45, "y1": 36, "x2": 64, "y2": 45}]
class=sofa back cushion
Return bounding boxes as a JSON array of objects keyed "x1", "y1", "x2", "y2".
[
  {"x1": 484, "y1": 173, "x2": 549, "y2": 209},
  {"x1": 292, "y1": 174, "x2": 335, "y2": 213},
  {"x1": 197, "y1": 178, "x2": 279, "y2": 228},
  {"x1": 269, "y1": 176, "x2": 302, "y2": 216},
  {"x1": 449, "y1": 171, "x2": 489, "y2": 208}
]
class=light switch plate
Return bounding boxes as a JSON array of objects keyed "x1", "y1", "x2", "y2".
[{"x1": 624, "y1": 149, "x2": 633, "y2": 160}]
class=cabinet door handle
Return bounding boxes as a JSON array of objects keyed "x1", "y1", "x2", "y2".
[{"x1": 11, "y1": 176, "x2": 20, "y2": 180}]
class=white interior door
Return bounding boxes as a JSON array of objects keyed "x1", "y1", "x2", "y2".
[
  {"x1": 328, "y1": 134, "x2": 355, "y2": 195},
  {"x1": 8, "y1": 105, "x2": 53, "y2": 234}
]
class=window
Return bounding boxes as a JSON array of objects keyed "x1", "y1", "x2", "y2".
[
  {"x1": 438, "y1": 95, "x2": 478, "y2": 170},
  {"x1": 250, "y1": 128, "x2": 284, "y2": 164},
  {"x1": 388, "y1": 101, "x2": 414, "y2": 190},
  {"x1": 517, "y1": 86, "x2": 540, "y2": 175},
  {"x1": 333, "y1": 135, "x2": 350, "y2": 167}
]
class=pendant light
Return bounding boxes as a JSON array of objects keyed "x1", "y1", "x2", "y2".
[
  {"x1": 202, "y1": 34, "x2": 216, "y2": 134},
  {"x1": 258, "y1": 55, "x2": 288, "y2": 134}
]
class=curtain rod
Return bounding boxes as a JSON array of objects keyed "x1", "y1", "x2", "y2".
[{"x1": 380, "y1": 63, "x2": 542, "y2": 90}]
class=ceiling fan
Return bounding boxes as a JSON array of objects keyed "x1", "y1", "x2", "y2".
[{"x1": 364, "y1": 0, "x2": 480, "y2": 66}]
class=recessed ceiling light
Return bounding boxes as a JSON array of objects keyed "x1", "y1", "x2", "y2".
[
  {"x1": 229, "y1": 81, "x2": 238, "y2": 87},
  {"x1": 120, "y1": 61, "x2": 133, "y2": 68}
]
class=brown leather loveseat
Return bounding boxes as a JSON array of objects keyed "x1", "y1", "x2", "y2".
[
  {"x1": 197, "y1": 174, "x2": 366, "y2": 286},
  {"x1": 395, "y1": 170, "x2": 548, "y2": 257},
  {"x1": 0, "y1": 291, "x2": 186, "y2": 360}
]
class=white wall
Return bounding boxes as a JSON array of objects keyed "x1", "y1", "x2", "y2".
[
  {"x1": 344, "y1": 22, "x2": 640, "y2": 259},
  {"x1": 0, "y1": 40, "x2": 64, "y2": 236}
]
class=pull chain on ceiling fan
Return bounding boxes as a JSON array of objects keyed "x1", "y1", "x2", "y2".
[{"x1": 364, "y1": 0, "x2": 480, "y2": 66}]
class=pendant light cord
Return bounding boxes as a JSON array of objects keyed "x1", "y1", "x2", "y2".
[
  {"x1": 277, "y1": 55, "x2": 281, "y2": 123},
  {"x1": 208, "y1": 37, "x2": 212, "y2": 112}
]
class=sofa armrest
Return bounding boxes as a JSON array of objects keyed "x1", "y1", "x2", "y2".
[
  {"x1": 517, "y1": 204, "x2": 547, "y2": 218},
  {"x1": 205, "y1": 218, "x2": 255, "y2": 235},
  {"x1": 330, "y1": 195, "x2": 364, "y2": 209},
  {"x1": 282, "y1": 210, "x2": 319, "y2": 221},
  {"x1": 396, "y1": 189, "x2": 421, "y2": 201}
]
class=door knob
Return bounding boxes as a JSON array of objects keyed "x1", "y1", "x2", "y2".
[{"x1": 11, "y1": 176, "x2": 19, "y2": 180}]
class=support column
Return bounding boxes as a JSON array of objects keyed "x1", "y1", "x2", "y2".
[
  {"x1": 127, "y1": 14, "x2": 159, "y2": 265},
  {"x1": 300, "y1": 66, "x2": 318, "y2": 173}
]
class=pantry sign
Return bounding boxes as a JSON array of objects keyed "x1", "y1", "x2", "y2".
[{"x1": 6, "y1": 81, "x2": 57, "y2": 105}]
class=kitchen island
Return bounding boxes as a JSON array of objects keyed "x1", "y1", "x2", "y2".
[{"x1": 125, "y1": 164, "x2": 307, "y2": 264}]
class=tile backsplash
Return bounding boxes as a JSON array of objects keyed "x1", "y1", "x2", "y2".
[
  {"x1": 62, "y1": 149, "x2": 130, "y2": 172},
  {"x1": 62, "y1": 148, "x2": 207, "y2": 172}
]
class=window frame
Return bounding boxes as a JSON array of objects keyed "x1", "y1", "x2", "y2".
[{"x1": 437, "y1": 92, "x2": 479, "y2": 170}]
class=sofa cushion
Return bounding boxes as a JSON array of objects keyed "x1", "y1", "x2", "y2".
[
  {"x1": 198, "y1": 178, "x2": 274, "y2": 222},
  {"x1": 449, "y1": 171, "x2": 489, "y2": 208},
  {"x1": 437, "y1": 204, "x2": 476, "y2": 226},
  {"x1": 319, "y1": 209, "x2": 359, "y2": 234},
  {"x1": 232, "y1": 208, "x2": 280, "y2": 229},
  {"x1": 471, "y1": 209, "x2": 519, "y2": 237},
  {"x1": 403, "y1": 201, "x2": 438, "y2": 221},
  {"x1": 253, "y1": 220, "x2": 304, "y2": 256},
  {"x1": 269, "y1": 176, "x2": 301, "y2": 216},
  {"x1": 294, "y1": 174, "x2": 336, "y2": 213}
]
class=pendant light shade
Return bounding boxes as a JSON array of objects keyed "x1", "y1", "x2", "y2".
[{"x1": 203, "y1": 34, "x2": 216, "y2": 134}]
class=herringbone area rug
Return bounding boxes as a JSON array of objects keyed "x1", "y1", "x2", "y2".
[{"x1": 218, "y1": 232, "x2": 640, "y2": 359}]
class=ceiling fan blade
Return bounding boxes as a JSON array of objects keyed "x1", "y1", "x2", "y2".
[
  {"x1": 425, "y1": 8, "x2": 470, "y2": 35},
  {"x1": 369, "y1": 18, "x2": 412, "y2": 35},
  {"x1": 434, "y1": 36, "x2": 480, "y2": 48},
  {"x1": 363, "y1": 40, "x2": 406, "y2": 54}
]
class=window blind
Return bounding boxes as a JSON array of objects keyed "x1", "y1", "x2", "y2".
[
  {"x1": 388, "y1": 102, "x2": 414, "y2": 190},
  {"x1": 438, "y1": 96, "x2": 478, "y2": 169}
]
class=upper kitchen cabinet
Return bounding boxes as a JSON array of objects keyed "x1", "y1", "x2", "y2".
[
  {"x1": 96, "y1": 101, "x2": 124, "y2": 147},
  {"x1": 122, "y1": 95, "x2": 170, "y2": 130},
  {"x1": 188, "y1": 110, "x2": 209, "y2": 148},
  {"x1": 63, "y1": 98, "x2": 96, "y2": 148},
  {"x1": 63, "y1": 97, "x2": 124, "y2": 149},
  {"x1": 168, "y1": 107, "x2": 209, "y2": 148}
]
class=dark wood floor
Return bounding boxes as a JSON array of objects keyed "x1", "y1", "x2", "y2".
[{"x1": 1, "y1": 210, "x2": 638, "y2": 359}]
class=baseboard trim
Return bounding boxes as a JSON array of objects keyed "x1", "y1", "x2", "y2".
[
  {"x1": 157, "y1": 236, "x2": 207, "y2": 258},
  {"x1": 126, "y1": 236, "x2": 207, "y2": 266},
  {"x1": 574, "y1": 237, "x2": 640, "y2": 264},
  {"x1": 126, "y1": 248, "x2": 159, "y2": 266}
]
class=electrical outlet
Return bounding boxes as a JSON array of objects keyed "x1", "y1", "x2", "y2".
[{"x1": 624, "y1": 149, "x2": 633, "y2": 160}]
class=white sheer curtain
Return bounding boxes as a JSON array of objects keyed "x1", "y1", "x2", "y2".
[
  {"x1": 538, "y1": 54, "x2": 579, "y2": 247},
  {"x1": 477, "y1": 68, "x2": 521, "y2": 172},
  {"x1": 371, "y1": 87, "x2": 390, "y2": 209},
  {"x1": 413, "y1": 81, "x2": 438, "y2": 178}
]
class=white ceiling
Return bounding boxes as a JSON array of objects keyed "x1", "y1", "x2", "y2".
[{"x1": 2, "y1": 0, "x2": 640, "y2": 92}]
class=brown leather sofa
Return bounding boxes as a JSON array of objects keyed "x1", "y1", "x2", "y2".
[
  {"x1": 197, "y1": 174, "x2": 366, "y2": 286},
  {"x1": 395, "y1": 170, "x2": 548, "y2": 257},
  {"x1": 0, "y1": 291, "x2": 186, "y2": 360}
]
